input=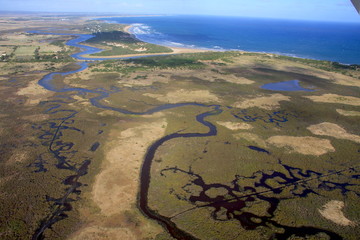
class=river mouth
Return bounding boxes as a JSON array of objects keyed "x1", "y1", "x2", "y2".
[{"x1": 261, "y1": 80, "x2": 315, "y2": 92}]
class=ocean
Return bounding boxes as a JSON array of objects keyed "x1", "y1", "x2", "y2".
[{"x1": 100, "y1": 15, "x2": 360, "y2": 64}]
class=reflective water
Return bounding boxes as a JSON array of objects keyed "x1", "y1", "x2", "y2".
[{"x1": 261, "y1": 80, "x2": 315, "y2": 91}]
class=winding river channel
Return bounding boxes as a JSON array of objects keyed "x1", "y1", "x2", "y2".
[
  {"x1": 29, "y1": 30, "x2": 354, "y2": 240},
  {"x1": 30, "y1": 30, "x2": 223, "y2": 239}
]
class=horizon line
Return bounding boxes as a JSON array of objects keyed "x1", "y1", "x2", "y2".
[{"x1": 0, "y1": 10, "x2": 359, "y2": 24}]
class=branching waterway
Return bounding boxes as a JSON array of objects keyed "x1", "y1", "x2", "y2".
[
  {"x1": 29, "y1": 30, "x2": 358, "y2": 240},
  {"x1": 30, "y1": 30, "x2": 223, "y2": 239}
]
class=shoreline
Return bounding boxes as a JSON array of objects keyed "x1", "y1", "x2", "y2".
[
  {"x1": 124, "y1": 23, "x2": 219, "y2": 52},
  {"x1": 96, "y1": 17, "x2": 359, "y2": 65},
  {"x1": 76, "y1": 15, "x2": 360, "y2": 66},
  {"x1": 81, "y1": 23, "x2": 213, "y2": 59}
]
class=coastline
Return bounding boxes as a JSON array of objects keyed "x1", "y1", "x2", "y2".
[
  {"x1": 96, "y1": 16, "x2": 360, "y2": 65},
  {"x1": 99, "y1": 21, "x2": 324, "y2": 64},
  {"x1": 124, "y1": 23, "x2": 218, "y2": 52},
  {"x1": 24, "y1": 14, "x2": 353, "y2": 64},
  {"x1": 81, "y1": 22, "x2": 212, "y2": 59},
  {"x1": 123, "y1": 25, "x2": 132, "y2": 34}
]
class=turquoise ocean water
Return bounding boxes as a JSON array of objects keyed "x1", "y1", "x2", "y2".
[{"x1": 100, "y1": 15, "x2": 360, "y2": 64}]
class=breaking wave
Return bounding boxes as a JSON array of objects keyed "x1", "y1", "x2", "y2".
[{"x1": 129, "y1": 23, "x2": 200, "y2": 49}]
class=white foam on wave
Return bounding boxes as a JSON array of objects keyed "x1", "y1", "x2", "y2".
[
  {"x1": 131, "y1": 24, "x2": 150, "y2": 35},
  {"x1": 129, "y1": 25, "x2": 201, "y2": 49},
  {"x1": 167, "y1": 41, "x2": 185, "y2": 47},
  {"x1": 213, "y1": 46, "x2": 223, "y2": 49},
  {"x1": 128, "y1": 23, "x2": 214, "y2": 51},
  {"x1": 166, "y1": 41, "x2": 199, "y2": 49},
  {"x1": 130, "y1": 23, "x2": 161, "y2": 36},
  {"x1": 161, "y1": 40, "x2": 204, "y2": 50}
]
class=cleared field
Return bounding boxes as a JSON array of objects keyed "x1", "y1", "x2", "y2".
[
  {"x1": 38, "y1": 45, "x2": 62, "y2": 54},
  {"x1": 0, "y1": 46, "x2": 13, "y2": 55},
  {"x1": 0, "y1": 33, "x2": 61, "y2": 46},
  {"x1": 14, "y1": 46, "x2": 36, "y2": 56}
]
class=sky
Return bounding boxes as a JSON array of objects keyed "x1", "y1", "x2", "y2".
[{"x1": 1, "y1": 0, "x2": 359, "y2": 22}]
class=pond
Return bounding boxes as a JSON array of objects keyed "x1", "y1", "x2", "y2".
[{"x1": 261, "y1": 80, "x2": 315, "y2": 92}]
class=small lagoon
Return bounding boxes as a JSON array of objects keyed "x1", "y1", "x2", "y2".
[{"x1": 261, "y1": 80, "x2": 315, "y2": 92}]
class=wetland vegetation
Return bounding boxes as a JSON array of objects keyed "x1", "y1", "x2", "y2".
[{"x1": 0, "y1": 13, "x2": 359, "y2": 240}]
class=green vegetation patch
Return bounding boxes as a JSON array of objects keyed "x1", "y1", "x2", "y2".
[
  {"x1": 93, "y1": 43, "x2": 172, "y2": 56},
  {"x1": 126, "y1": 56, "x2": 205, "y2": 69},
  {"x1": 277, "y1": 55, "x2": 360, "y2": 79},
  {"x1": 90, "y1": 55, "x2": 206, "y2": 74},
  {"x1": 85, "y1": 30, "x2": 172, "y2": 56},
  {"x1": 86, "y1": 30, "x2": 138, "y2": 44},
  {"x1": 14, "y1": 46, "x2": 37, "y2": 56},
  {"x1": 50, "y1": 40, "x2": 66, "y2": 47},
  {"x1": 83, "y1": 21, "x2": 127, "y2": 33}
]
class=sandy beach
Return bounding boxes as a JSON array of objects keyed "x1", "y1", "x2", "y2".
[
  {"x1": 123, "y1": 25, "x2": 132, "y2": 34},
  {"x1": 79, "y1": 22, "x2": 213, "y2": 59}
]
